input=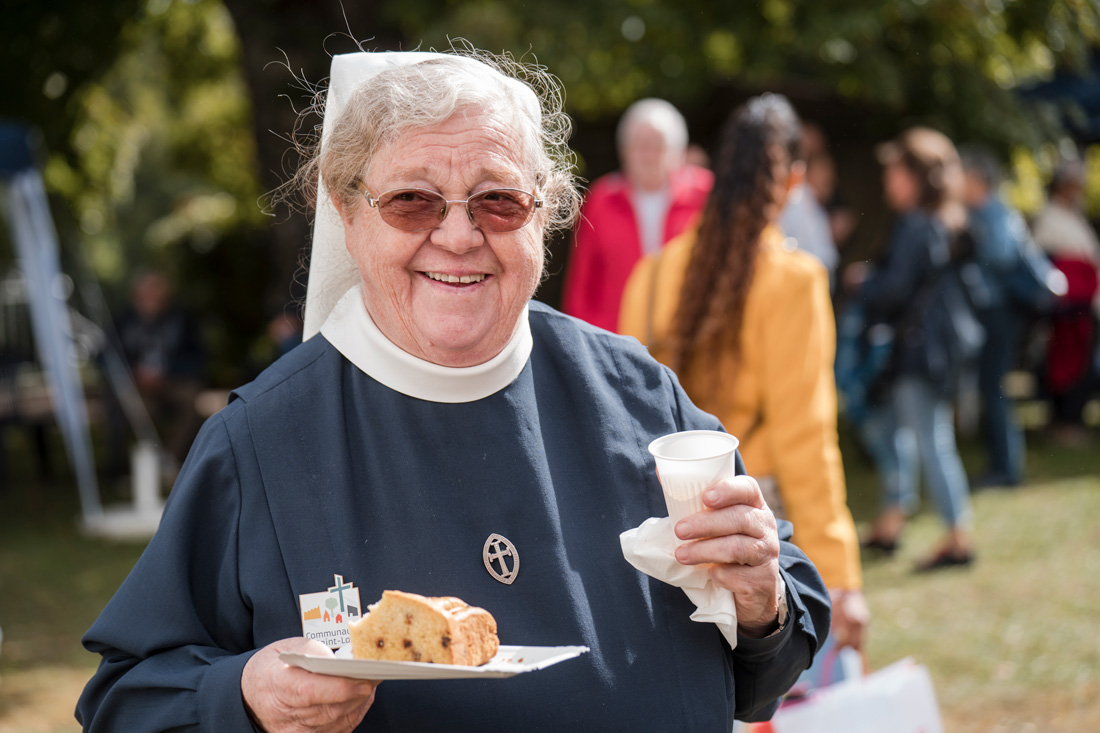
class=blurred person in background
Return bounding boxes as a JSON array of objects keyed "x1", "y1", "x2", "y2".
[
  {"x1": 268, "y1": 310, "x2": 303, "y2": 360},
  {"x1": 241, "y1": 310, "x2": 305, "y2": 383},
  {"x1": 1031, "y1": 159, "x2": 1100, "y2": 445},
  {"x1": 620, "y1": 94, "x2": 868, "y2": 656},
  {"x1": 851, "y1": 128, "x2": 978, "y2": 572},
  {"x1": 780, "y1": 122, "x2": 840, "y2": 288},
  {"x1": 115, "y1": 270, "x2": 205, "y2": 466},
  {"x1": 960, "y1": 146, "x2": 1028, "y2": 488},
  {"x1": 562, "y1": 98, "x2": 712, "y2": 331}
]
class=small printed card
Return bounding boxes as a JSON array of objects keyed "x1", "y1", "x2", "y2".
[{"x1": 299, "y1": 574, "x2": 362, "y2": 650}]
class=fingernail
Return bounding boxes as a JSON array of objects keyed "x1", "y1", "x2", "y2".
[
  {"x1": 675, "y1": 546, "x2": 688, "y2": 563},
  {"x1": 704, "y1": 488, "x2": 718, "y2": 503},
  {"x1": 675, "y1": 519, "x2": 689, "y2": 538}
]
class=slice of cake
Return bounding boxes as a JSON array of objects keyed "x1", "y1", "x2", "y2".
[{"x1": 349, "y1": 590, "x2": 499, "y2": 666}]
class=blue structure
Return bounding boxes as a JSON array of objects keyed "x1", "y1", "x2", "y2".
[
  {"x1": 1, "y1": 122, "x2": 102, "y2": 522},
  {"x1": 1021, "y1": 52, "x2": 1100, "y2": 144}
]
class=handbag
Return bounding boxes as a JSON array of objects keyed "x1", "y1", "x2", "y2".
[{"x1": 741, "y1": 658, "x2": 945, "y2": 733}]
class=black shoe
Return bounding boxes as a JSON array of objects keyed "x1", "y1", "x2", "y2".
[
  {"x1": 861, "y1": 535, "x2": 899, "y2": 556},
  {"x1": 914, "y1": 549, "x2": 974, "y2": 573}
]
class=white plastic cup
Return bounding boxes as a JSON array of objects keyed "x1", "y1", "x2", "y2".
[{"x1": 648, "y1": 430, "x2": 740, "y2": 527}]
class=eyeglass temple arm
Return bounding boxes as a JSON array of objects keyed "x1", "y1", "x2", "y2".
[{"x1": 354, "y1": 179, "x2": 380, "y2": 207}]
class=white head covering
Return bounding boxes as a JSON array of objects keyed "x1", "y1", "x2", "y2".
[
  {"x1": 302, "y1": 51, "x2": 544, "y2": 340},
  {"x1": 303, "y1": 51, "x2": 448, "y2": 340}
]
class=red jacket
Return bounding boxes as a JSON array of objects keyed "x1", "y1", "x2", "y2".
[{"x1": 562, "y1": 164, "x2": 713, "y2": 332}]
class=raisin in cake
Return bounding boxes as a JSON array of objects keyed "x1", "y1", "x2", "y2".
[{"x1": 349, "y1": 590, "x2": 499, "y2": 666}]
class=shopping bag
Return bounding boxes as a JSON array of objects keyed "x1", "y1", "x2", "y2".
[
  {"x1": 786, "y1": 639, "x2": 864, "y2": 698},
  {"x1": 763, "y1": 658, "x2": 943, "y2": 733}
]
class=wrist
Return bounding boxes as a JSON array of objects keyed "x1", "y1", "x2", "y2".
[{"x1": 737, "y1": 576, "x2": 789, "y2": 639}]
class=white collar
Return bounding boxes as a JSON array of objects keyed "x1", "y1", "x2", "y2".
[{"x1": 319, "y1": 284, "x2": 533, "y2": 403}]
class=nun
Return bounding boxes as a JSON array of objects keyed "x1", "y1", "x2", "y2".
[{"x1": 76, "y1": 50, "x2": 829, "y2": 732}]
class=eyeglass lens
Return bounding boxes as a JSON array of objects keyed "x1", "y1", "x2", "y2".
[{"x1": 376, "y1": 189, "x2": 536, "y2": 232}]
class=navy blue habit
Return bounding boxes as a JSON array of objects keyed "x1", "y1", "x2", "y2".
[{"x1": 77, "y1": 302, "x2": 829, "y2": 731}]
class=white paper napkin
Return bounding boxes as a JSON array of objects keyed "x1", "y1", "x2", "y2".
[{"x1": 620, "y1": 516, "x2": 739, "y2": 650}]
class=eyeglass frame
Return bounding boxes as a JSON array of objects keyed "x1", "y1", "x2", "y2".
[{"x1": 354, "y1": 180, "x2": 543, "y2": 232}]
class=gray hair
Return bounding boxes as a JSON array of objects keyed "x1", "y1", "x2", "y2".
[
  {"x1": 616, "y1": 98, "x2": 689, "y2": 155},
  {"x1": 294, "y1": 51, "x2": 580, "y2": 235}
]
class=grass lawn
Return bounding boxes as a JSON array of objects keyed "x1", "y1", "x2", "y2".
[
  {"x1": 0, "y1": 425, "x2": 1097, "y2": 731},
  {"x1": 858, "y1": 477, "x2": 1100, "y2": 731}
]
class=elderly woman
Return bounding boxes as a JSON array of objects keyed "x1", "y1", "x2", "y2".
[{"x1": 76, "y1": 51, "x2": 828, "y2": 731}]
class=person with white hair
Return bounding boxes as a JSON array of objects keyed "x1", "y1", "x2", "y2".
[
  {"x1": 562, "y1": 98, "x2": 712, "y2": 332},
  {"x1": 75, "y1": 50, "x2": 828, "y2": 731}
]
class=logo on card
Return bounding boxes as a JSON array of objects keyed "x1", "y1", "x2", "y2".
[{"x1": 299, "y1": 574, "x2": 362, "y2": 649}]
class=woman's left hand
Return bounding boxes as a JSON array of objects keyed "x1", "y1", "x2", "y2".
[{"x1": 673, "y1": 476, "x2": 784, "y2": 638}]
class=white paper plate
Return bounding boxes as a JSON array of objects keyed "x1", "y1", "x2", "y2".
[{"x1": 279, "y1": 645, "x2": 589, "y2": 680}]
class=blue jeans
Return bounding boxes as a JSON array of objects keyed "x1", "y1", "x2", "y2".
[
  {"x1": 978, "y1": 306, "x2": 1025, "y2": 483},
  {"x1": 860, "y1": 402, "x2": 919, "y2": 515},
  {"x1": 891, "y1": 376, "x2": 973, "y2": 528}
]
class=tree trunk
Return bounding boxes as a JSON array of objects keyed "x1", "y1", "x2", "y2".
[{"x1": 221, "y1": 0, "x2": 402, "y2": 314}]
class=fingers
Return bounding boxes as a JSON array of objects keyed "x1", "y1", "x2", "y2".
[
  {"x1": 282, "y1": 666, "x2": 374, "y2": 707},
  {"x1": 702, "y1": 476, "x2": 769, "y2": 511},
  {"x1": 299, "y1": 638, "x2": 338, "y2": 656},
  {"x1": 675, "y1": 531, "x2": 778, "y2": 568},
  {"x1": 673, "y1": 477, "x2": 777, "y2": 565},
  {"x1": 667, "y1": 475, "x2": 784, "y2": 633},
  {"x1": 830, "y1": 590, "x2": 871, "y2": 651},
  {"x1": 243, "y1": 637, "x2": 380, "y2": 732},
  {"x1": 304, "y1": 695, "x2": 376, "y2": 733}
]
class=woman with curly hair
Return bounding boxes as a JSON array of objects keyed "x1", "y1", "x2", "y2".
[{"x1": 620, "y1": 94, "x2": 868, "y2": 654}]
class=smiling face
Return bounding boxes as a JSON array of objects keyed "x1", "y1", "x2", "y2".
[{"x1": 338, "y1": 108, "x2": 545, "y2": 367}]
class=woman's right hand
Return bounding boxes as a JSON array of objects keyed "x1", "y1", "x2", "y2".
[{"x1": 242, "y1": 637, "x2": 379, "y2": 732}]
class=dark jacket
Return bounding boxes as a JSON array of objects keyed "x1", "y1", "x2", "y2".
[
  {"x1": 77, "y1": 303, "x2": 830, "y2": 731},
  {"x1": 862, "y1": 211, "x2": 983, "y2": 392}
]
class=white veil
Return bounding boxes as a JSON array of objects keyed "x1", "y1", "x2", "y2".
[{"x1": 302, "y1": 51, "x2": 448, "y2": 340}]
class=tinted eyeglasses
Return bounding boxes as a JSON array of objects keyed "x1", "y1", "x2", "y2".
[{"x1": 356, "y1": 180, "x2": 543, "y2": 233}]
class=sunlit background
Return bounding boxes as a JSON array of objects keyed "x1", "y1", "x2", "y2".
[{"x1": 2, "y1": 1, "x2": 1099, "y2": 730}]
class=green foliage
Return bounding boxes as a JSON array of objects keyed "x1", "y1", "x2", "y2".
[
  {"x1": 0, "y1": 0, "x2": 144, "y2": 169},
  {"x1": 388, "y1": 0, "x2": 1099, "y2": 148},
  {"x1": 43, "y1": 0, "x2": 263, "y2": 288},
  {"x1": 859, "y1": 475, "x2": 1100, "y2": 729},
  {"x1": 8, "y1": 0, "x2": 1100, "y2": 382},
  {"x1": 4, "y1": 0, "x2": 275, "y2": 387}
]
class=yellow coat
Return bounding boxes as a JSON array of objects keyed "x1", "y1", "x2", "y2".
[{"x1": 619, "y1": 226, "x2": 861, "y2": 591}]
